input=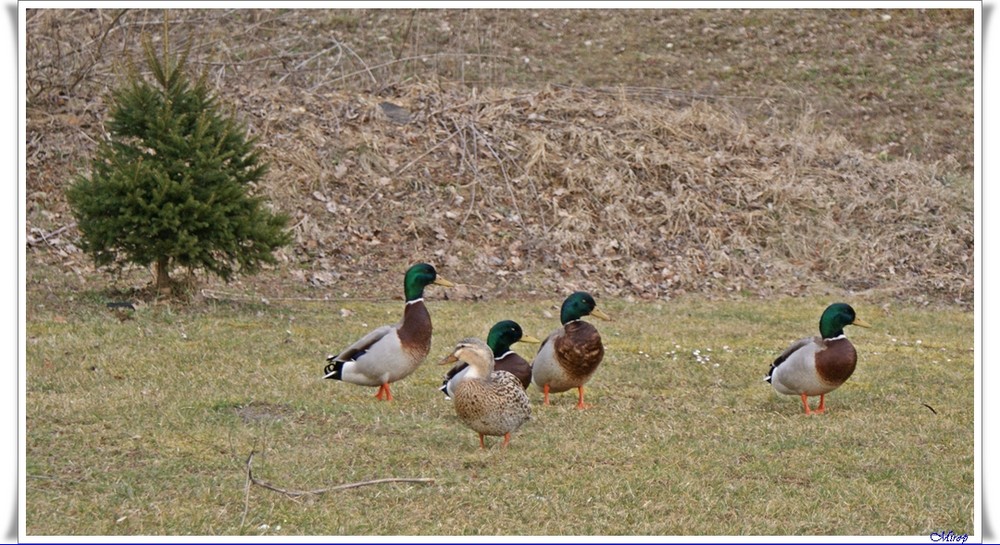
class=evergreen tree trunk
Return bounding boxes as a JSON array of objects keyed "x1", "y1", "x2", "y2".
[{"x1": 155, "y1": 256, "x2": 172, "y2": 295}]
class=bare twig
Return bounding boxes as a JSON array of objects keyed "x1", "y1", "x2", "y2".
[
  {"x1": 240, "y1": 452, "x2": 253, "y2": 528},
  {"x1": 393, "y1": 10, "x2": 417, "y2": 62},
  {"x1": 551, "y1": 83, "x2": 767, "y2": 102},
  {"x1": 426, "y1": 93, "x2": 534, "y2": 118},
  {"x1": 338, "y1": 41, "x2": 378, "y2": 87},
  {"x1": 201, "y1": 289, "x2": 387, "y2": 303},
  {"x1": 244, "y1": 450, "x2": 434, "y2": 499},
  {"x1": 277, "y1": 42, "x2": 344, "y2": 85},
  {"x1": 469, "y1": 124, "x2": 525, "y2": 231},
  {"x1": 396, "y1": 128, "x2": 462, "y2": 175},
  {"x1": 310, "y1": 53, "x2": 514, "y2": 92},
  {"x1": 452, "y1": 119, "x2": 478, "y2": 233},
  {"x1": 27, "y1": 222, "x2": 78, "y2": 247},
  {"x1": 192, "y1": 54, "x2": 294, "y2": 68}
]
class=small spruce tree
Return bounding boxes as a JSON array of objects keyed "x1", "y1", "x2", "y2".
[{"x1": 67, "y1": 31, "x2": 290, "y2": 295}]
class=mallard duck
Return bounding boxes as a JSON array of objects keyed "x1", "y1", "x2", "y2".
[
  {"x1": 439, "y1": 337, "x2": 531, "y2": 449},
  {"x1": 323, "y1": 263, "x2": 454, "y2": 401},
  {"x1": 764, "y1": 302, "x2": 871, "y2": 414},
  {"x1": 440, "y1": 320, "x2": 541, "y2": 399},
  {"x1": 531, "y1": 291, "x2": 611, "y2": 409}
]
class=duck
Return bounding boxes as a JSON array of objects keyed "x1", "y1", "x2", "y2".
[
  {"x1": 531, "y1": 291, "x2": 611, "y2": 409},
  {"x1": 764, "y1": 302, "x2": 871, "y2": 414},
  {"x1": 440, "y1": 320, "x2": 541, "y2": 399},
  {"x1": 323, "y1": 263, "x2": 454, "y2": 401},
  {"x1": 439, "y1": 337, "x2": 531, "y2": 449}
]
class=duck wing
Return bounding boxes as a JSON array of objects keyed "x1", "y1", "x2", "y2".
[
  {"x1": 440, "y1": 360, "x2": 471, "y2": 398},
  {"x1": 535, "y1": 330, "x2": 557, "y2": 356},
  {"x1": 328, "y1": 324, "x2": 397, "y2": 364},
  {"x1": 443, "y1": 360, "x2": 471, "y2": 381},
  {"x1": 764, "y1": 336, "x2": 817, "y2": 383}
]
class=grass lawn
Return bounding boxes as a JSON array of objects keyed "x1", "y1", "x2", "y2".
[{"x1": 25, "y1": 294, "x2": 973, "y2": 536}]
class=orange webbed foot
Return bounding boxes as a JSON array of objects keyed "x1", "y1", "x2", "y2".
[{"x1": 374, "y1": 383, "x2": 393, "y2": 401}]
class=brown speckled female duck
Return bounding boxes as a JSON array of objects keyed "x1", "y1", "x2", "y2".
[
  {"x1": 765, "y1": 303, "x2": 871, "y2": 414},
  {"x1": 439, "y1": 337, "x2": 531, "y2": 449},
  {"x1": 531, "y1": 291, "x2": 611, "y2": 409},
  {"x1": 323, "y1": 263, "x2": 453, "y2": 401}
]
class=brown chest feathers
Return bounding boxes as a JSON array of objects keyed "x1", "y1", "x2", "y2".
[
  {"x1": 397, "y1": 300, "x2": 433, "y2": 360},
  {"x1": 495, "y1": 352, "x2": 532, "y2": 390},
  {"x1": 815, "y1": 337, "x2": 858, "y2": 386},
  {"x1": 554, "y1": 320, "x2": 605, "y2": 379}
]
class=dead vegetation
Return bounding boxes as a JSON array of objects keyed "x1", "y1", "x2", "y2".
[{"x1": 25, "y1": 8, "x2": 974, "y2": 306}]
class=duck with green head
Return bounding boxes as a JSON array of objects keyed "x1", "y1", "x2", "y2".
[
  {"x1": 765, "y1": 302, "x2": 871, "y2": 414},
  {"x1": 439, "y1": 337, "x2": 532, "y2": 449},
  {"x1": 531, "y1": 291, "x2": 611, "y2": 409},
  {"x1": 440, "y1": 320, "x2": 542, "y2": 399},
  {"x1": 323, "y1": 263, "x2": 454, "y2": 401}
]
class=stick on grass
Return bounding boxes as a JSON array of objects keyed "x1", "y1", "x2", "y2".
[{"x1": 244, "y1": 450, "x2": 435, "y2": 500}]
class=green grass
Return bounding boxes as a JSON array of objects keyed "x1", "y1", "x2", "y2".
[{"x1": 25, "y1": 296, "x2": 973, "y2": 536}]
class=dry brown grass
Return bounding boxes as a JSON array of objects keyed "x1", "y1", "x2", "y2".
[{"x1": 25, "y1": 8, "x2": 973, "y2": 306}]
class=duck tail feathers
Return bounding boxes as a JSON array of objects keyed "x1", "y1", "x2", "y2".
[
  {"x1": 323, "y1": 359, "x2": 345, "y2": 380},
  {"x1": 439, "y1": 379, "x2": 453, "y2": 400},
  {"x1": 763, "y1": 360, "x2": 778, "y2": 383}
]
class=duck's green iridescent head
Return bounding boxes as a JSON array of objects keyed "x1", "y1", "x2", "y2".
[
  {"x1": 819, "y1": 303, "x2": 871, "y2": 339},
  {"x1": 403, "y1": 263, "x2": 454, "y2": 302},
  {"x1": 486, "y1": 320, "x2": 542, "y2": 355},
  {"x1": 560, "y1": 291, "x2": 612, "y2": 325}
]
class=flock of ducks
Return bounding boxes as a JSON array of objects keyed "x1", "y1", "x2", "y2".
[{"x1": 323, "y1": 262, "x2": 871, "y2": 449}]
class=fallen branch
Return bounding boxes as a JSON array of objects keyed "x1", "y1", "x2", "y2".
[
  {"x1": 244, "y1": 451, "x2": 434, "y2": 500},
  {"x1": 396, "y1": 127, "x2": 462, "y2": 175},
  {"x1": 27, "y1": 222, "x2": 78, "y2": 247},
  {"x1": 201, "y1": 288, "x2": 383, "y2": 303}
]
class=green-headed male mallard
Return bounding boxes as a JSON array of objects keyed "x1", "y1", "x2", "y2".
[
  {"x1": 531, "y1": 291, "x2": 611, "y2": 409},
  {"x1": 764, "y1": 302, "x2": 871, "y2": 414},
  {"x1": 440, "y1": 320, "x2": 541, "y2": 399},
  {"x1": 323, "y1": 263, "x2": 454, "y2": 401},
  {"x1": 439, "y1": 337, "x2": 531, "y2": 449}
]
